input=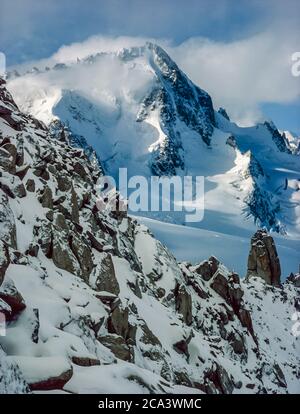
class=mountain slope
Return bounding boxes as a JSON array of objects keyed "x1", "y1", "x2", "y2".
[
  {"x1": 0, "y1": 78, "x2": 299, "y2": 394},
  {"x1": 6, "y1": 43, "x2": 300, "y2": 239}
]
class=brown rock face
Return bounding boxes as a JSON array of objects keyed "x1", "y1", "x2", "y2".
[
  {"x1": 247, "y1": 230, "x2": 281, "y2": 286},
  {"x1": 0, "y1": 279, "x2": 26, "y2": 321},
  {"x1": 29, "y1": 368, "x2": 73, "y2": 391},
  {"x1": 174, "y1": 283, "x2": 193, "y2": 326}
]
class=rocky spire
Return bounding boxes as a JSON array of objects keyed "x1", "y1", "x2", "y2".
[
  {"x1": 218, "y1": 107, "x2": 230, "y2": 121},
  {"x1": 247, "y1": 229, "x2": 281, "y2": 286}
]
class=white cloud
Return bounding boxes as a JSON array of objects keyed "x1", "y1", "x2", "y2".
[
  {"x1": 51, "y1": 35, "x2": 158, "y2": 63},
  {"x1": 11, "y1": 30, "x2": 300, "y2": 126},
  {"x1": 166, "y1": 31, "x2": 300, "y2": 125}
]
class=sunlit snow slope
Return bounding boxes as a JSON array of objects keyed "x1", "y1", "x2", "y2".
[{"x1": 7, "y1": 43, "x2": 300, "y2": 274}]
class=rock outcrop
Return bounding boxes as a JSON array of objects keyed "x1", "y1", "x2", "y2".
[{"x1": 247, "y1": 230, "x2": 281, "y2": 286}]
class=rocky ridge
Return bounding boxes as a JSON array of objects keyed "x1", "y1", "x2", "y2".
[{"x1": 0, "y1": 79, "x2": 299, "y2": 394}]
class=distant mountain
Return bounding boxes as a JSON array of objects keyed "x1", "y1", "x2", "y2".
[{"x1": 6, "y1": 43, "x2": 300, "y2": 236}]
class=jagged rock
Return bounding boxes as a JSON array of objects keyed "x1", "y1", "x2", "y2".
[
  {"x1": 54, "y1": 212, "x2": 69, "y2": 231},
  {"x1": 180, "y1": 263, "x2": 210, "y2": 299},
  {"x1": 174, "y1": 283, "x2": 193, "y2": 325},
  {"x1": 52, "y1": 243, "x2": 79, "y2": 275},
  {"x1": 127, "y1": 278, "x2": 143, "y2": 299},
  {"x1": 39, "y1": 185, "x2": 53, "y2": 209},
  {"x1": 140, "y1": 323, "x2": 162, "y2": 347},
  {"x1": 73, "y1": 161, "x2": 88, "y2": 180},
  {"x1": 0, "y1": 105, "x2": 23, "y2": 130},
  {"x1": 173, "y1": 331, "x2": 193, "y2": 361},
  {"x1": 0, "y1": 279, "x2": 26, "y2": 321},
  {"x1": 0, "y1": 241, "x2": 10, "y2": 286},
  {"x1": 70, "y1": 185, "x2": 79, "y2": 223},
  {"x1": 15, "y1": 164, "x2": 30, "y2": 180},
  {"x1": 10, "y1": 250, "x2": 29, "y2": 266},
  {"x1": 2, "y1": 143, "x2": 17, "y2": 168},
  {"x1": 71, "y1": 356, "x2": 100, "y2": 367},
  {"x1": 226, "y1": 135, "x2": 237, "y2": 148},
  {"x1": 69, "y1": 234, "x2": 93, "y2": 282},
  {"x1": 264, "y1": 121, "x2": 291, "y2": 154},
  {"x1": 0, "y1": 193, "x2": 17, "y2": 249},
  {"x1": 53, "y1": 195, "x2": 66, "y2": 206},
  {"x1": 210, "y1": 271, "x2": 229, "y2": 302},
  {"x1": 26, "y1": 243, "x2": 39, "y2": 257},
  {"x1": 247, "y1": 230, "x2": 281, "y2": 286},
  {"x1": 33, "y1": 163, "x2": 50, "y2": 181},
  {"x1": 238, "y1": 308, "x2": 255, "y2": 340},
  {"x1": 95, "y1": 292, "x2": 118, "y2": 306},
  {"x1": 227, "y1": 331, "x2": 247, "y2": 357},
  {"x1": 287, "y1": 272, "x2": 300, "y2": 287},
  {"x1": 92, "y1": 253, "x2": 120, "y2": 295},
  {"x1": 273, "y1": 363, "x2": 287, "y2": 388},
  {"x1": 107, "y1": 305, "x2": 129, "y2": 339},
  {"x1": 204, "y1": 379, "x2": 219, "y2": 394},
  {"x1": 228, "y1": 273, "x2": 244, "y2": 313},
  {"x1": 45, "y1": 210, "x2": 54, "y2": 222},
  {"x1": 35, "y1": 221, "x2": 53, "y2": 258},
  {"x1": 98, "y1": 335, "x2": 131, "y2": 362},
  {"x1": 56, "y1": 173, "x2": 71, "y2": 192},
  {"x1": 29, "y1": 308, "x2": 40, "y2": 343},
  {"x1": 25, "y1": 178, "x2": 35, "y2": 192},
  {"x1": 193, "y1": 256, "x2": 219, "y2": 281},
  {"x1": 173, "y1": 339, "x2": 189, "y2": 358},
  {"x1": 0, "y1": 146, "x2": 15, "y2": 173},
  {"x1": 0, "y1": 136, "x2": 11, "y2": 146},
  {"x1": 218, "y1": 107, "x2": 230, "y2": 121},
  {"x1": 173, "y1": 371, "x2": 193, "y2": 388},
  {"x1": 15, "y1": 145, "x2": 24, "y2": 167},
  {"x1": 155, "y1": 287, "x2": 165, "y2": 298},
  {"x1": 14, "y1": 182, "x2": 26, "y2": 198},
  {"x1": 55, "y1": 204, "x2": 72, "y2": 220},
  {"x1": 52, "y1": 232, "x2": 79, "y2": 275},
  {"x1": 205, "y1": 363, "x2": 235, "y2": 394},
  {"x1": 86, "y1": 231, "x2": 104, "y2": 252},
  {"x1": 0, "y1": 181, "x2": 15, "y2": 198}
]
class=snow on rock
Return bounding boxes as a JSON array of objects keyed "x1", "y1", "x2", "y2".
[
  {"x1": 247, "y1": 230, "x2": 281, "y2": 286},
  {"x1": 0, "y1": 347, "x2": 29, "y2": 393},
  {"x1": 7, "y1": 44, "x2": 300, "y2": 239},
  {"x1": 0, "y1": 78, "x2": 299, "y2": 394},
  {"x1": 6, "y1": 356, "x2": 72, "y2": 391}
]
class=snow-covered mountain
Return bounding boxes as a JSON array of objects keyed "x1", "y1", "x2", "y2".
[
  {"x1": 282, "y1": 130, "x2": 300, "y2": 155},
  {"x1": 0, "y1": 78, "x2": 299, "y2": 394},
  {"x1": 6, "y1": 43, "x2": 300, "y2": 236}
]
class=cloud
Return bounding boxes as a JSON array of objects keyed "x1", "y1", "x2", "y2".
[
  {"x1": 166, "y1": 31, "x2": 300, "y2": 125},
  {"x1": 52, "y1": 35, "x2": 169, "y2": 63},
  {"x1": 2, "y1": 0, "x2": 299, "y2": 65},
  {"x1": 35, "y1": 29, "x2": 299, "y2": 126}
]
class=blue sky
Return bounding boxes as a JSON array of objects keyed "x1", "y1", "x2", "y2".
[{"x1": 0, "y1": 0, "x2": 299, "y2": 132}]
